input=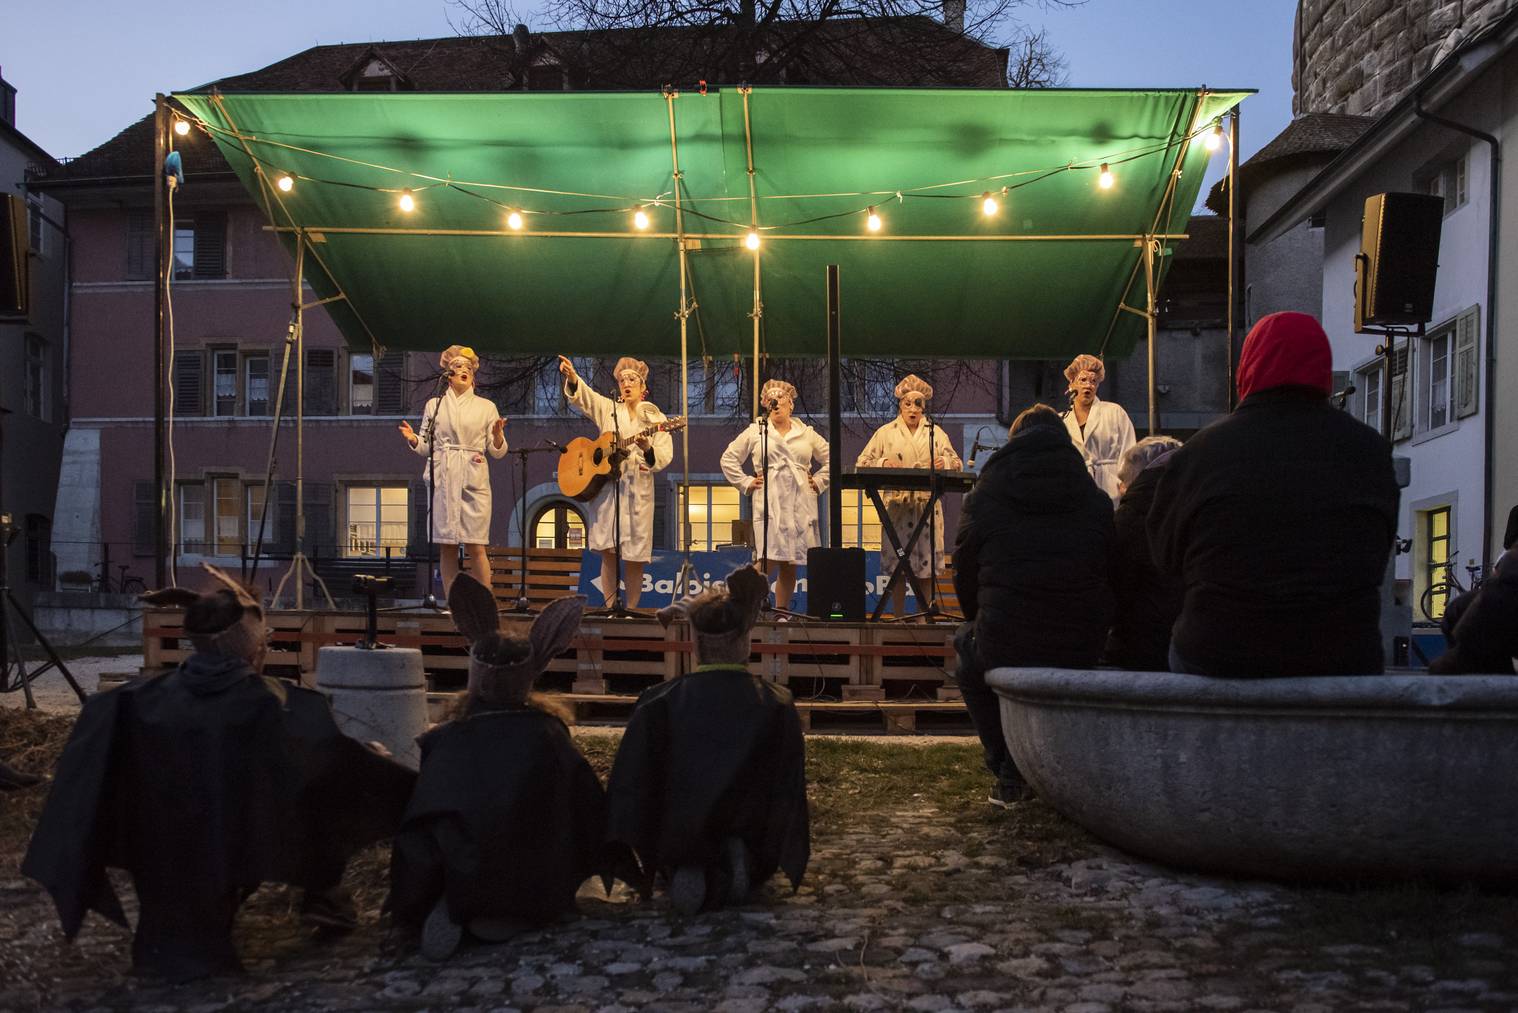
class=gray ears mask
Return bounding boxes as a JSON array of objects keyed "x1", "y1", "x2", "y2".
[{"x1": 448, "y1": 572, "x2": 584, "y2": 674}]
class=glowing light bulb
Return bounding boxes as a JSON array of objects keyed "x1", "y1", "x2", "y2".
[
  {"x1": 276, "y1": 174, "x2": 294, "y2": 193},
  {"x1": 866, "y1": 207, "x2": 882, "y2": 232},
  {"x1": 1204, "y1": 120, "x2": 1223, "y2": 151},
  {"x1": 507, "y1": 211, "x2": 524, "y2": 230},
  {"x1": 398, "y1": 190, "x2": 416, "y2": 213},
  {"x1": 1098, "y1": 164, "x2": 1114, "y2": 190},
  {"x1": 633, "y1": 209, "x2": 651, "y2": 230},
  {"x1": 981, "y1": 191, "x2": 998, "y2": 216},
  {"x1": 745, "y1": 229, "x2": 760, "y2": 250},
  {"x1": 173, "y1": 118, "x2": 190, "y2": 137}
]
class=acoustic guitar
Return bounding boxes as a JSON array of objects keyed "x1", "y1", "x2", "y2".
[{"x1": 557, "y1": 416, "x2": 687, "y2": 502}]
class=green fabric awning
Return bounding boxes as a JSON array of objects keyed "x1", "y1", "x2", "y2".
[{"x1": 176, "y1": 87, "x2": 1247, "y2": 359}]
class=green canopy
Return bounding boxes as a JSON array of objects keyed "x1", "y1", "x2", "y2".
[{"x1": 176, "y1": 87, "x2": 1247, "y2": 360}]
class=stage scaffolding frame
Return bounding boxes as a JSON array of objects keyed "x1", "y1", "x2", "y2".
[{"x1": 151, "y1": 87, "x2": 1243, "y2": 603}]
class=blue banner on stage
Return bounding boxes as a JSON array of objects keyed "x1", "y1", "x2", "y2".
[{"x1": 576, "y1": 549, "x2": 929, "y2": 614}]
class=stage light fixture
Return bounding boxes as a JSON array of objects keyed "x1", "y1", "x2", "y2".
[
  {"x1": 866, "y1": 207, "x2": 882, "y2": 232},
  {"x1": 173, "y1": 118, "x2": 190, "y2": 137},
  {"x1": 276, "y1": 174, "x2": 294, "y2": 193},
  {"x1": 981, "y1": 191, "x2": 998, "y2": 216},
  {"x1": 507, "y1": 211, "x2": 524, "y2": 230},
  {"x1": 745, "y1": 229, "x2": 760, "y2": 250},
  {"x1": 1204, "y1": 118, "x2": 1223, "y2": 151},
  {"x1": 398, "y1": 190, "x2": 416, "y2": 212},
  {"x1": 1098, "y1": 164, "x2": 1114, "y2": 190},
  {"x1": 633, "y1": 209, "x2": 650, "y2": 230}
]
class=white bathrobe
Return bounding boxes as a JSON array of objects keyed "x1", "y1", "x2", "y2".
[
  {"x1": 1063, "y1": 396, "x2": 1137, "y2": 503},
  {"x1": 856, "y1": 417, "x2": 961, "y2": 579},
  {"x1": 564, "y1": 379, "x2": 673, "y2": 563},
  {"x1": 720, "y1": 419, "x2": 830, "y2": 565},
  {"x1": 411, "y1": 387, "x2": 508, "y2": 545}
]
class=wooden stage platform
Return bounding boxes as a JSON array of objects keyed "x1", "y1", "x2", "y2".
[{"x1": 141, "y1": 607, "x2": 972, "y2": 736}]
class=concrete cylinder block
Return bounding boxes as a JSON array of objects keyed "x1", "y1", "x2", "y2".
[{"x1": 316, "y1": 646, "x2": 428, "y2": 770}]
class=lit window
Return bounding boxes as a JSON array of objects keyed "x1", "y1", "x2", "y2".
[
  {"x1": 350, "y1": 353, "x2": 375, "y2": 414},
  {"x1": 214, "y1": 477, "x2": 241, "y2": 555},
  {"x1": 1424, "y1": 506, "x2": 1452, "y2": 620},
  {"x1": 838, "y1": 489, "x2": 884, "y2": 551},
  {"x1": 678, "y1": 482, "x2": 743, "y2": 551},
  {"x1": 345, "y1": 484, "x2": 409, "y2": 558},
  {"x1": 533, "y1": 502, "x2": 586, "y2": 549}
]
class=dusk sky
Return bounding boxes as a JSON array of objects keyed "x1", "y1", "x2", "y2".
[{"x1": 6, "y1": 0, "x2": 1296, "y2": 202}]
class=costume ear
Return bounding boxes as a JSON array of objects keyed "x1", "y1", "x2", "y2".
[
  {"x1": 528, "y1": 595, "x2": 584, "y2": 669},
  {"x1": 447, "y1": 573, "x2": 500, "y2": 644},
  {"x1": 655, "y1": 601, "x2": 687, "y2": 629},
  {"x1": 725, "y1": 566, "x2": 769, "y2": 610},
  {"x1": 200, "y1": 562, "x2": 261, "y2": 609},
  {"x1": 139, "y1": 587, "x2": 200, "y2": 608}
]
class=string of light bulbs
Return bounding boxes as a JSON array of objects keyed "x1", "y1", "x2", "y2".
[{"x1": 172, "y1": 106, "x2": 1230, "y2": 246}]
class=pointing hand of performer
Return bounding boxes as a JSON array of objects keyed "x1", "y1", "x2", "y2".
[
  {"x1": 557, "y1": 355, "x2": 578, "y2": 384},
  {"x1": 398, "y1": 420, "x2": 419, "y2": 448},
  {"x1": 492, "y1": 416, "x2": 507, "y2": 448}
]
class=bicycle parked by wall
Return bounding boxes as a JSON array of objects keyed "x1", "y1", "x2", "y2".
[
  {"x1": 1419, "y1": 551, "x2": 1486, "y2": 623},
  {"x1": 96, "y1": 561, "x2": 146, "y2": 596}
]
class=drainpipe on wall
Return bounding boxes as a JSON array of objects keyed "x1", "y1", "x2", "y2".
[{"x1": 1412, "y1": 95, "x2": 1500, "y2": 572}]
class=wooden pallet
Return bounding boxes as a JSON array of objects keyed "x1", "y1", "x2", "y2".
[
  {"x1": 142, "y1": 609, "x2": 314, "y2": 677},
  {"x1": 868, "y1": 624, "x2": 957, "y2": 692},
  {"x1": 423, "y1": 691, "x2": 969, "y2": 735},
  {"x1": 569, "y1": 619, "x2": 679, "y2": 693},
  {"x1": 754, "y1": 621, "x2": 866, "y2": 690}
]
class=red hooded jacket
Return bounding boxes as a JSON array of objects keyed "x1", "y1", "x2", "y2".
[{"x1": 1236, "y1": 311, "x2": 1333, "y2": 401}]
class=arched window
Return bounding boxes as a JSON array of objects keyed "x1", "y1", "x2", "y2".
[{"x1": 532, "y1": 501, "x2": 586, "y2": 550}]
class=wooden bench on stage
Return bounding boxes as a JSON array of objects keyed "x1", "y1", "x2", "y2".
[{"x1": 486, "y1": 546, "x2": 583, "y2": 609}]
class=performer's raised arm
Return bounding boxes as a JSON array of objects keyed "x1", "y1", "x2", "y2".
[{"x1": 560, "y1": 354, "x2": 611, "y2": 423}]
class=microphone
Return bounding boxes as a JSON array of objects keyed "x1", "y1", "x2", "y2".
[
  {"x1": 966, "y1": 440, "x2": 985, "y2": 469},
  {"x1": 1331, "y1": 383, "x2": 1356, "y2": 409},
  {"x1": 541, "y1": 438, "x2": 564, "y2": 451},
  {"x1": 768, "y1": 398, "x2": 779, "y2": 411},
  {"x1": 1066, "y1": 388, "x2": 1078, "y2": 406}
]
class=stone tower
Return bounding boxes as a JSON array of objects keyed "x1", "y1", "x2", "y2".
[{"x1": 1294, "y1": 0, "x2": 1516, "y2": 116}]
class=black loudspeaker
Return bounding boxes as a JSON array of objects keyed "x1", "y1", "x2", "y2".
[
  {"x1": 806, "y1": 547, "x2": 866, "y2": 622},
  {"x1": 1355, "y1": 191, "x2": 1443, "y2": 331},
  {"x1": 0, "y1": 194, "x2": 27, "y2": 316}
]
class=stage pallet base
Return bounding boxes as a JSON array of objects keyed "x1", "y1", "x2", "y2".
[
  {"x1": 143, "y1": 609, "x2": 966, "y2": 709},
  {"x1": 424, "y1": 692, "x2": 970, "y2": 735}
]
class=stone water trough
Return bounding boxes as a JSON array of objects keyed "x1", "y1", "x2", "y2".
[{"x1": 987, "y1": 667, "x2": 1518, "y2": 884}]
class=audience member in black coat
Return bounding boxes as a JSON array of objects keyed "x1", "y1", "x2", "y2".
[
  {"x1": 604, "y1": 566, "x2": 809, "y2": 915},
  {"x1": 1148, "y1": 312, "x2": 1400, "y2": 676},
  {"x1": 389, "y1": 578, "x2": 604, "y2": 961},
  {"x1": 1429, "y1": 548, "x2": 1518, "y2": 674},
  {"x1": 952, "y1": 404, "x2": 1115, "y2": 806},
  {"x1": 1104, "y1": 436, "x2": 1183, "y2": 671},
  {"x1": 23, "y1": 565, "x2": 414, "y2": 981}
]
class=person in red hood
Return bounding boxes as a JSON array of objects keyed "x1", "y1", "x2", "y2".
[{"x1": 1146, "y1": 312, "x2": 1400, "y2": 676}]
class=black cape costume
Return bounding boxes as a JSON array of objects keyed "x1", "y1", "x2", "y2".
[
  {"x1": 604, "y1": 665, "x2": 809, "y2": 895},
  {"x1": 389, "y1": 707, "x2": 607, "y2": 926},
  {"x1": 21, "y1": 653, "x2": 416, "y2": 981}
]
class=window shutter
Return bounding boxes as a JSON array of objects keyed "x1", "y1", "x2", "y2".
[
  {"x1": 376, "y1": 354, "x2": 407, "y2": 415},
  {"x1": 133, "y1": 480, "x2": 158, "y2": 556},
  {"x1": 1455, "y1": 310, "x2": 1480, "y2": 419},
  {"x1": 408, "y1": 479, "x2": 430, "y2": 558},
  {"x1": 652, "y1": 482, "x2": 669, "y2": 551},
  {"x1": 193, "y1": 212, "x2": 226, "y2": 278},
  {"x1": 301, "y1": 482, "x2": 333, "y2": 560},
  {"x1": 304, "y1": 348, "x2": 337, "y2": 416},
  {"x1": 172, "y1": 350, "x2": 204, "y2": 416},
  {"x1": 126, "y1": 210, "x2": 153, "y2": 281},
  {"x1": 1389, "y1": 347, "x2": 1413, "y2": 441}
]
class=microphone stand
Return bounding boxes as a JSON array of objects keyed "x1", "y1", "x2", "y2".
[
  {"x1": 1060, "y1": 388, "x2": 1077, "y2": 420},
  {"x1": 419, "y1": 373, "x2": 449, "y2": 610},
  {"x1": 758, "y1": 402, "x2": 771, "y2": 588}
]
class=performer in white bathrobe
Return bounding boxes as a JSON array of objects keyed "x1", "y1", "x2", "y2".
[
  {"x1": 856, "y1": 374, "x2": 961, "y2": 619},
  {"x1": 398, "y1": 345, "x2": 508, "y2": 595},
  {"x1": 719, "y1": 379, "x2": 830, "y2": 611},
  {"x1": 1060, "y1": 353, "x2": 1136, "y2": 504},
  {"x1": 558, "y1": 354, "x2": 673, "y2": 610}
]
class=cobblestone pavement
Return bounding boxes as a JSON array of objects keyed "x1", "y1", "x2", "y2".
[{"x1": 5, "y1": 788, "x2": 1516, "y2": 1012}]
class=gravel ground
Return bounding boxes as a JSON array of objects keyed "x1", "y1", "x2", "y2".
[{"x1": 3, "y1": 662, "x2": 1515, "y2": 1012}]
